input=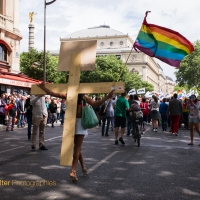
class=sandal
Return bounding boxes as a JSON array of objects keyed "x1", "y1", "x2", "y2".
[
  {"x1": 188, "y1": 143, "x2": 194, "y2": 145},
  {"x1": 82, "y1": 165, "x2": 88, "y2": 176},
  {"x1": 70, "y1": 170, "x2": 78, "y2": 182}
]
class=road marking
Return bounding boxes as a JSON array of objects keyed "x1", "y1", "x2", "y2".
[
  {"x1": 0, "y1": 136, "x2": 62, "y2": 153},
  {"x1": 87, "y1": 151, "x2": 119, "y2": 174},
  {"x1": 0, "y1": 146, "x2": 24, "y2": 154},
  {"x1": 45, "y1": 136, "x2": 62, "y2": 141}
]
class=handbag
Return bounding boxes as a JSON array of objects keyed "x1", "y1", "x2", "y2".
[{"x1": 81, "y1": 101, "x2": 98, "y2": 129}]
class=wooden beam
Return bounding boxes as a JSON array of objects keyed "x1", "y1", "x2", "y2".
[
  {"x1": 30, "y1": 82, "x2": 125, "y2": 95},
  {"x1": 60, "y1": 53, "x2": 81, "y2": 166}
]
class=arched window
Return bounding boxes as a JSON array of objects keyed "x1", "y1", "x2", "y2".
[{"x1": 0, "y1": 44, "x2": 7, "y2": 61}]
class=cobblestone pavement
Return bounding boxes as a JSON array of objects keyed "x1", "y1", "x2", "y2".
[{"x1": 0, "y1": 123, "x2": 200, "y2": 200}]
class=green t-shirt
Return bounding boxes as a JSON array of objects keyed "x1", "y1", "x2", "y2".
[{"x1": 114, "y1": 96, "x2": 130, "y2": 118}]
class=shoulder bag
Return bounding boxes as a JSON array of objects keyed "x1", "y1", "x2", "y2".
[{"x1": 81, "y1": 101, "x2": 98, "y2": 129}]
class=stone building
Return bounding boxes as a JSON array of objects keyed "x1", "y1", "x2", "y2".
[
  {"x1": 51, "y1": 25, "x2": 175, "y2": 94},
  {"x1": 0, "y1": 0, "x2": 40, "y2": 95},
  {"x1": 0, "y1": 0, "x2": 22, "y2": 73}
]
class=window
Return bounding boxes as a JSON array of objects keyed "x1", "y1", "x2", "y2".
[
  {"x1": 100, "y1": 42, "x2": 104, "y2": 46},
  {"x1": 116, "y1": 55, "x2": 121, "y2": 59},
  {"x1": 0, "y1": 44, "x2": 7, "y2": 61},
  {"x1": 110, "y1": 42, "x2": 113, "y2": 46},
  {"x1": 120, "y1": 41, "x2": 123, "y2": 45}
]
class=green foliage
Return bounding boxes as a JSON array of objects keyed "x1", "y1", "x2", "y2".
[
  {"x1": 80, "y1": 55, "x2": 153, "y2": 92},
  {"x1": 20, "y1": 49, "x2": 67, "y2": 83},
  {"x1": 175, "y1": 40, "x2": 200, "y2": 91},
  {"x1": 20, "y1": 51, "x2": 153, "y2": 92},
  {"x1": 173, "y1": 85, "x2": 189, "y2": 92}
]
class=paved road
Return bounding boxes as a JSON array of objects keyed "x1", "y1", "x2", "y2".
[{"x1": 0, "y1": 123, "x2": 200, "y2": 200}]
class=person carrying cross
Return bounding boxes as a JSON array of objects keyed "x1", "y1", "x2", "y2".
[{"x1": 38, "y1": 83, "x2": 114, "y2": 182}]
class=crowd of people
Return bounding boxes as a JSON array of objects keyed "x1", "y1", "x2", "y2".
[
  {"x1": 0, "y1": 92, "x2": 66, "y2": 134},
  {"x1": 93, "y1": 92, "x2": 200, "y2": 146},
  {"x1": 0, "y1": 88, "x2": 200, "y2": 182}
]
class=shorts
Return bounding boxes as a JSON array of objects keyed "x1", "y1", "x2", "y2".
[
  {"x1": 114, "y1": 116, "x2": 126, "y2": 128},
  {"x1": 189, "y1": 116, "x2": 200, "y2": 123},
  {"x1": 75, "y1": 118, "x2": 88, "y2": 136}
]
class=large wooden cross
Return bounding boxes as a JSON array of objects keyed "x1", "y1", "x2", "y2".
[{"x1": 31, "y1": 40, "x2": 125, "y2": 166}]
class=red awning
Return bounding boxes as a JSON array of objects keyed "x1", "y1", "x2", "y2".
[{"x1": 0, "y1": 72, "x2": 41, "y2": 88}]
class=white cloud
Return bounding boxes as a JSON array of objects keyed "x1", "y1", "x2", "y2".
[{"x1": 19, "y1": 0, "x2": 200, "y2": 81}]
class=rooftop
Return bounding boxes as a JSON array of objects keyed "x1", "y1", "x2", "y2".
[{"x1": 63, "y1": 25, "x2": 126, "y2": 39}]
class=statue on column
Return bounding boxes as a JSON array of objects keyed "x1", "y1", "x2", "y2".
[{"x1": 29, "y1": 12, "x2": 36, "y2": 24}]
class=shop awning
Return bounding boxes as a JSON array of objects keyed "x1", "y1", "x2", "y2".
[{"x1": 0, "y1": 72, "x2": 41, "y2": 88}]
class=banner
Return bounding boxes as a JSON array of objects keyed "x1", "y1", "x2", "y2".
[
  {"x1": 137, "y1": 88, "x2": 145, "y2": 94},
  {"x1": 128, "y1": 89, "x2": 136, "y2": 95}
]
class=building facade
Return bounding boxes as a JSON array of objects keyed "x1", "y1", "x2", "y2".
[
  {"x1": 52, "y1": 25, "x2": 175, "y2": 94},
  {"x1": 0, "y1": 0, "x2": 40, "y2": 95},
  {"x1": 0, "y1": 0, "x2": 22, "y2": 73}
]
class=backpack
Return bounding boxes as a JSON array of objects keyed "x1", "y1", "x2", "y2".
[
  {"x1": 129, "y1": 100, "x2": 143, "y2": 121},
  {"x1": 61, "y1": 103, "x2": 66, "y2": 113},
  {"x1": 9, "y1": 106, "x2": 17, "y2": 117},
  {"x1": 99, "y1": 103, "x2": 106, "y2": 116},
  {"x1": 130, "y1": 100, "x2": 140, "y2": 112}
]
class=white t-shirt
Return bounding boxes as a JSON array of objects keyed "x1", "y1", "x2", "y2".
[{"x1": 150, "y1": 100, "x2": 160, "y2": 111}]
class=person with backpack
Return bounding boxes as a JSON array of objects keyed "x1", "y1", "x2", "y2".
[
  {"x1": 101, "y1": 98, "x2": 114, "y2": 136},
  {"x1": 129, "y1": 94, "x2": 141, "y2": 136}
]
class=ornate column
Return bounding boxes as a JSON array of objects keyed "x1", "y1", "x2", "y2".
[{"x1": 28, "y1": 24, "x2": 35, "y2": 50}]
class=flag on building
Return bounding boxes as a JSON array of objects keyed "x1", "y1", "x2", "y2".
[{"x1": 133, "y1": 11, "x2": 194, "y2": 68}]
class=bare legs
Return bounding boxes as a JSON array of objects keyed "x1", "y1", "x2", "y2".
[
  {"x1": 152, "y1": 119, "x2": 158, "y2": 129},
  {"x1": 189, "y1": 122, "x2": 200, "y2": 144},
  {"x1": 70, "y1": 135, "x2": 86, "y2": 181},
  {"x1": 115, "y1": 127, "x2": 125, "y2": 140}
]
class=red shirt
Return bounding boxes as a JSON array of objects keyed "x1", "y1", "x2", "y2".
[{"x1": 140, "y1": 102, "x2": 149, "y2": 116}]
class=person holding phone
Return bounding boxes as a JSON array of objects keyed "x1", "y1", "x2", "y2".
[{"x1": 187, "y1": 95, "x2": 200, "y2": 145}]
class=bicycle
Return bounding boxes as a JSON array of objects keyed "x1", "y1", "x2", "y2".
[{"x1": 130, "y1": 112, "x2": 143, "y2": 147}]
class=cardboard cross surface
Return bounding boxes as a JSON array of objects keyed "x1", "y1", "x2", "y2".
[{"x1": 31, "y1": 40, "x2": 125, "y2": 166}]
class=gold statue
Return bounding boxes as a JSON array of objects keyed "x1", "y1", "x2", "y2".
[{"x1": 29, "y1": 12, "x2": 36, "y2": 24}]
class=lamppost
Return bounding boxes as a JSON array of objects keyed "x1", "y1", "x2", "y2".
[{"x1": 44, "y1": 0, "x2": 57, "y2": 83}]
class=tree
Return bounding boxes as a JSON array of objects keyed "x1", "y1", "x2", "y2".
[
  {"x1": 20, "y1": 49, "x2": 67, "y2": 83},
  {"x1": 175, "y1": 40, "x2": 200, "y2": 91},
  {"x1": 20, "y1": 51, "x2": 153, "y2": 92},
  {"x1": 174, "y1": 85, "x2": 188, "y2": 92},
  {"x1": 80, "y1": 55, "x2": 154, "y2": 92}
]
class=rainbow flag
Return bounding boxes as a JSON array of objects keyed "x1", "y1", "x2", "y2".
[
  {"x1": 177, "y1": 90, "x2": 183, "y2": 99},
  {"x1": 133, "y1": 11, "x2": 194, "y2": 68}
]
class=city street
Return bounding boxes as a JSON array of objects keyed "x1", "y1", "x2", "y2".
[{"x1": 0, "y1": 123, "x2": 200, "y2": 200}]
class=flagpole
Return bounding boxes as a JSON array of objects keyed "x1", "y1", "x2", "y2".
[
  {"x1": 116, "y1": 28, "x2": 141, "y2": 82},
  {"x1": 103, "y1": 31, "x2": 141, "y2": 113}
]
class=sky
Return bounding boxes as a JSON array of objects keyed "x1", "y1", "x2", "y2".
[{"x1": 19, "y1": 0, "x2": 200, "y2": 81}]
